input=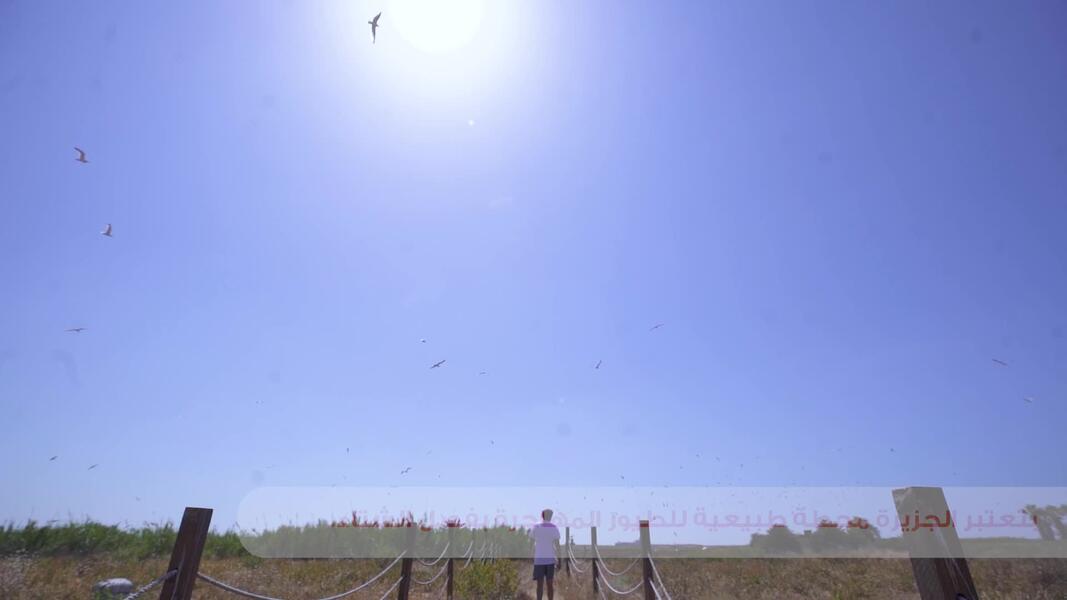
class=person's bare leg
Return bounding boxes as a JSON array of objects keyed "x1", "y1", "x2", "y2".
[
  {"x1": 536, "y1": 578, "x2": 544, "y2": 600},
  {"x1": 546, "y1": 577, "x2": 554, "y2": 600}
]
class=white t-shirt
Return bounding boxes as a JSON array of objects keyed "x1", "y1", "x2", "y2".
[{"x1": 529, "y1": 521, "x2": 560, "y2": 565}]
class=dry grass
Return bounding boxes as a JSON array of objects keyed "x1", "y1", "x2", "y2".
[{"x1": 3, "y1": 555, "x2": 1067, "y2": 599}]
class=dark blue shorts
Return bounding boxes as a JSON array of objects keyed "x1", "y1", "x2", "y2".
[{"x1": 533, "y1": 564, "x2": 555, "y2": 580}]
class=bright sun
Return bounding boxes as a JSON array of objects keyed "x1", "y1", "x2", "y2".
[{"x1": 387, "y1": 0, "x2": 484, "y2": 54}]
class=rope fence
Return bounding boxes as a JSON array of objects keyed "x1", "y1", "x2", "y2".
[
  {"x1": 198, "y1": 552, "x2": 405, "y2": 600},
  {"x1": 105, "y1": 506, "x2": 682, "y2": 600},
  {"x1": 597, "y1": 574, "x2": 644, "y2": 596},
  {"x1": 650, "y1": 579, "x2": 666, "y2": 600},
  {"x1": 411, "y1": 561, "x2": 448, "y2": 586},
  {"x1": 121, "y1": 569, "x2": 176, "y2": 600},
  {"x1": 197, "y1": 573, "x2": 283, "y2": 600},
  {"x1": 94, "y1": 485, "x2": 978, "y2": 600},
  {"x1": 567, "y1": 547, "x2": 586, "y2": 574},
  {"x1": 415, "y1": 541, "x2": 449, "y2": 567},
  {"x1": 569, "y1": 521, "x2": 675, "y2": 600},
  {"x1": 593, "y1": 544, "x2": 641, "y2": 577},
  {"x1": 376, "y1": 577, "x2": 403, "y2": 600},
  {"x1": 648, "y1": 555, "x2": 675, "y2": 600}
]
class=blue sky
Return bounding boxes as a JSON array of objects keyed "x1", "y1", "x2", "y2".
[{"x1": 1, "y1": 0, "x2": 1066, "y2": 534}]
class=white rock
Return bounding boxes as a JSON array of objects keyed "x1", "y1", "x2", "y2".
[{"x1": 92, "y1": 578, "x2": 134, "y2": 597}]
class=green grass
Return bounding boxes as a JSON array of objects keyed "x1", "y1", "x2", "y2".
[{"x1": 0, "y1": 520, "x2": 249, "y2": 560}]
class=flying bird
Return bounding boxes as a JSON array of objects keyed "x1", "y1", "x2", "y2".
[
  {"x1": 992, "y1": 358, "x2": 1008, "y2": 366},
  {"x1": 430, "y1": 359, "x2": 446, "y2": 369},
  {"x1": 74, "y1": 147, "x2": 88, "y2": 163},
  {"x1": 1024, "y1": 397, "x2": 1034, "y2": 404},
  {"x1": 101, "y1": 224, "x2": 113, "y2": 237},
  {"x1": 400, "y1": 466, "x2": 412, "y2": 475},
  {"x1": 65, "y1": 327, "x2": 86, "y2": 333},
  {"x1": 88, "y1": 464, "x2": 98, "y2": 470},
  {"x1": 478, "y1": 371, "x2": 487, "y2": 375},
  {"x1": 368, "y1": 12, "x2": 381, "y2": 44},
  {"x1": 649, "y1": 323, "x2": 665, "y2": 332},
  {"x1": 595, "y1": 360, "x2": 602, "y2": 369},
  {"x1": 420, "y1": 338, "x2": 427, "y2": 343},
  {"x1": 49, "y1": 455, "x2": 58, "y2": 461}
]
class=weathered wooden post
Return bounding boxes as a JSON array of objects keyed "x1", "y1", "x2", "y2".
[
  {"x1": 640, "y1": 520, "x2": 655, "y2": 600},
  {"x1": 591, "y1": 526, "x2": 600, "y2": 594},
  {"x1": 446, "y1": 526, "x2": 455, "y2": 600},
  {"x1": 564, "y1": 526, "x2": 571, "y2": 576},
  {"x1": 157, "y1": 507, "x2": 212, "y2": 600},
  {"x1": 892, "y1": 487, "x2": 980, "y2": 600},
  {"x1": 396, "y1": 522, "x2": 417, "y2": 600}
]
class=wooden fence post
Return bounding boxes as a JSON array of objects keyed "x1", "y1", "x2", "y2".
[
  {"x1": 640, "y1": 520, "x2": 655, "y2": 600},
  {"x1": 446, "y1": 526, "x2": 455, "y2": 600},
  {"x1": 564, "y1": 527, "x2": 571, "y2": 576},
  {"x1": 591, "y1": 526, "x2": 600, "y2": 594},
  {"x1": 892, "y1": 487, "x2": 980, "y2": 600},
  {"x1": 396, "y1": 522, "x2": 417, "y2": 600},
  {"x1": 157, "y1": 507, "x2": 212, "y2": 600}
]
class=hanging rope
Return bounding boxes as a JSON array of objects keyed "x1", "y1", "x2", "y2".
[
  {"x1": 415, "y1": 541, "x2": 450, "y2": 567},
  {"x1": 593, "y1": 544, "x2": 641, "y2": 577},
  {"x1": 647, "y1": 555, "x2": 674, "y2": 600},
  {"x1": 567, "y1": 547, "x2": 586, "y2": 574},
  {"x1": 121, "y1": 570, "x2": 176, "y2": 600},
  {"x1": 412, "y1": 561, "x2": 448, "y2": 586},
  {"x1": 196, "y1": 552, "x2": 406, "y2": 600},
  {"x1": 376, "y1": 576, "x2": 403, "y2": 600}
]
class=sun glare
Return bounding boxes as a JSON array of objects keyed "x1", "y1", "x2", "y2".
[{"x1": 388, "y1": 0, "x2": 484, "y2": 54}]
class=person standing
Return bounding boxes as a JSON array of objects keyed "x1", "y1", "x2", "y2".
[{"x1": 529, "y1": 508, "x2": 561, "y2": 600}]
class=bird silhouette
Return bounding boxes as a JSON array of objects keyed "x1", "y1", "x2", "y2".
[
  {"x1": 88, "y1": 464, "x2": 98, "y2": 470},
  {"x1": 992, "y1": 358, "x2": 1008, "y2": 366},
  {"x1": 49, "y1": 455, "x2": 58, "y2": 461},
  {"x1": 1024, "y1": 397, "x2": 1034, "y2": 404},
  {"x1": 478, "y1": 371, "x2": 487, "y2": 375},
  {"x1": 400, "y1": 466, "x2": 412, "y2": 475},
  {"x1": 368, "y1": 12, "x2": 382, "y2": 43},
  {"x1": 595, "y1": 360, "x2": 602, "y2": 369},
  {"x1": 649, "y1": 323, "x2": 665, "y2": 332},
  {"x1": 65, "y1": 327, "x2": 86, "y2": 333},
  {"x1": 420, "y1": 338, "x2": 427, "y2": 343},
  {"x1": 101, "y1": 224, "x2": 113, "y2": 237},
  {"x1": 74, "y1": 147, "x2": 88, "y2": 163},
  {"x1": 430, "y1": 359, "x2": 446, "y2": 369}
]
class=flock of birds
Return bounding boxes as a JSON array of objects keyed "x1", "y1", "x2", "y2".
[
  {"x1": 58, "y1": 140, "x2": 668, "y2": 475},
  {"x1": 51, "y1": 16, "x2": 1040, "y2": 482}
]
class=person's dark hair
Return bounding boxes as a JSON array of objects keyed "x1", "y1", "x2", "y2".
[{"x1": 542, "y1": 508, "x2": 553, "y2": 521}]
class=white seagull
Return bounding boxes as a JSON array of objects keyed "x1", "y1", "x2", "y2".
[
  {"x1": 101, "y1": 224, "x2": 113, "y2": 237},
  {"x1": 368, "y1": 12, "x2": 382, "y2": 44},
  {"x1": 74, "y1": 147, "x2": 89, "y2": 163}
]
